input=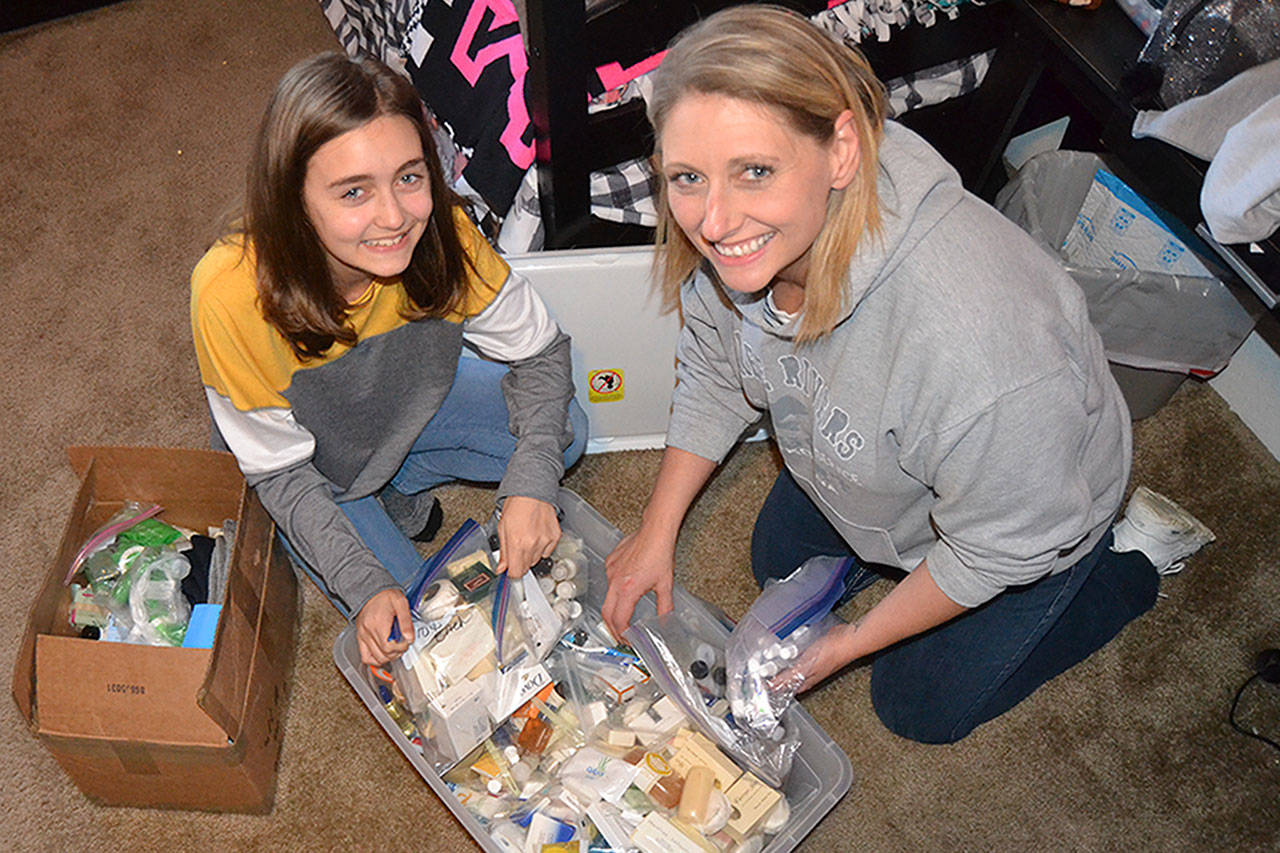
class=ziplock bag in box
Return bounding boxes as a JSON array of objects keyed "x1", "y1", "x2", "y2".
[
  {"x1": 391, "y1": 518, "x2": 564, "y2": 769},
  {"x1": 726, "y1": 555, "x2": 853, "y2": 741},
  {"x1": 626, "y1": 591, "x2": 804, "y2": 788}
]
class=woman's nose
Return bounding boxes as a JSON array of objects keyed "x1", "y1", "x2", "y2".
[{"x1": 700, "y1": 184, "x2": 739, "y2": 244}]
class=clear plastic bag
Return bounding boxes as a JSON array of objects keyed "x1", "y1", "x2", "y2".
[
  {"x1": 625, "y1": 596, "x2": 799, "y2": 788},
  {"x1": 125, "y1": 549, "x2": 192, "y2": 646},
  {"x1": 725, "y1": 556, "x2": 854, "y2": 739},
  {"x1": 394, "y1": 519, "x2": 567, "y2": 770},
  {"x1": 68, "y1": 501, "x2": 163, "y2": 585}
]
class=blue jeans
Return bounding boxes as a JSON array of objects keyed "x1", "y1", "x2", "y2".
[
  {"x1": 295, "y1": 355, "x2": 588, "y2": 618},
  {"x1": 751, "y1": 467, "x2": 1158, "y2": 744}
]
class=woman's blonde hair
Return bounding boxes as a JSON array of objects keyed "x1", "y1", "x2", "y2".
[
  {"x1": 242, "y1": 52, "x2": 473, "y2": 359},
  {"x1": 647, "y1": 5, "x2": 887, "y2": 342}
]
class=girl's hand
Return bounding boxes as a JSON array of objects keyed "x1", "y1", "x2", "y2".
[
  {"x1": 602, "y1": 523, "x2": 677, "y2": 640},
  {"x1": 496, "y1": 495, "x2": 561, "y2": 577},
  {"x1": 356, "y1": 588, "x2": 413, "y2": 666}
]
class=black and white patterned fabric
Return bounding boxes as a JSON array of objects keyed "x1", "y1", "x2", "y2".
[
  {"x1": 317, "y1": 0, "x2": 993, "y2": 252},
  {"x1": 321, "y1": 0, "x2": 416, "y2": 68}
]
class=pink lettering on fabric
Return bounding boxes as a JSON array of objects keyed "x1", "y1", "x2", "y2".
[
  {"x1": 595, "y1": 51, "x2": 667, "y2": 92},
  {"x1": 450, "y1": 0, "x2": 534, "y2": 169}
]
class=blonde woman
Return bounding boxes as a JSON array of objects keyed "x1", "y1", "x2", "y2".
[{"x1": 602, "y1": 6, "x2": 1211, "y2": 743}]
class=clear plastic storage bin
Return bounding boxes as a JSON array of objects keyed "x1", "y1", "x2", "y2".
[{"x1": 333, "y1": 488, "x2": 853, "y2": 852}]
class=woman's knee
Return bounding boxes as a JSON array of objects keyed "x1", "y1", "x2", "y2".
[{"x1": 869, "y1": 665, "x2": 974, "y2": 745}]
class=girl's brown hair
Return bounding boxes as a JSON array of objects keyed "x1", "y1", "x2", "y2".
[
  {"x1": 647, "y1": 5, "x2": 887, "y2": 343},
  {"x1": 243, "y1": 52, "x2": 472, "y2": 359}
]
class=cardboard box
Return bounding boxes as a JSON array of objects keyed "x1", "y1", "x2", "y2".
[{"x1": 11, "y1": 446, "x2": 298, "y2": 813}]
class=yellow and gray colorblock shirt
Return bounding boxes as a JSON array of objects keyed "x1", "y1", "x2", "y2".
[{"x1": 191, "y1": 210, "x2": 574, "y2": 613}]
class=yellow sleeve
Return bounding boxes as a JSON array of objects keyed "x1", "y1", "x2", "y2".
[
  {"x1": 448, "y1": 206, "x2": 512, "y2": 320},
  {"x1": 190, "y1": 241, "x2": 296, "y2": 411}
]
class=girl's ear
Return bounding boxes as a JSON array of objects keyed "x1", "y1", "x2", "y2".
[{"x1": 829, "y1": 109, "x2": 860, "y2": 191}]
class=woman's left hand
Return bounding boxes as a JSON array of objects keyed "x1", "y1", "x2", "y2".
[
  {"x1": 496, "y1": 495, "x2": 561, "y2": 577},
  {"x1": 776, "y1": 622, "x2": 860, "y2": 694}
]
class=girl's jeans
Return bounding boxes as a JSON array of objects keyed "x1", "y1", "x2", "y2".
[
  {"x1": 292, "y1": 355, "x2": 588, "y2": 618},
  {"x1": 751, "y1": 467, "x2": 1157, "y2": 744}
]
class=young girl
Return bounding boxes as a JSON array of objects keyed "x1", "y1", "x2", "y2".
[
  {"x1": 191, "y1": 53, "x2": 587, "y2": 667},
  {"x1": 602, "y1": 6, "x2": 1213, "y2": 743}
]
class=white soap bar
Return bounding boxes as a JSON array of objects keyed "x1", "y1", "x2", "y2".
[
  {"x1": 430, "y1": 608, "x2": 496, "y2": 684},
  {"x1": 630, "y1": 812, "x2": 717, "y2": 853}
]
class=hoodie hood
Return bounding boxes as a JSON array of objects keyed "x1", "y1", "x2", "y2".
[{"x1": 727, "y1": 120, "x2": 967, "y2": 337}]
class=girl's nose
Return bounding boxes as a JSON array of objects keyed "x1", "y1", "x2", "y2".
[{"x1": 374, "y1": 189, "x2": 406, "y2": 230}]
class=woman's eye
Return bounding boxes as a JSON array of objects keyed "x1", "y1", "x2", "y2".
[
  {"x1": 743, "y1": 164, "x2": 772, "y2": 180},
  {"x1": 341, "y1": 186, "x2": 364, "y2": 200},
  {"x1": 667, "y1": 172, "x2": 701, "y2": 187},
  {"x1": 399, "y1": 172, "x2": 424, "y2": 186}
]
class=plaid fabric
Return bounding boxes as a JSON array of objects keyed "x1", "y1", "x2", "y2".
[
  {"x1": 590, "y1": 158, "x2": 660, "y2": 227},
  {"x1": 814, "y1": 0, "x2": 973, "y2": 44},
  {"x1": 885, "y1": 48, "x2": 994, "y2": 117}
]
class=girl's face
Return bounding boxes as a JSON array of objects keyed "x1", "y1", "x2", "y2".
[
  {"x1": 659, "y1": 93, "x2": 857, "y2": 301},
  {"x1": 302, "y1": 114, "x2": 433, "y2": 301}
]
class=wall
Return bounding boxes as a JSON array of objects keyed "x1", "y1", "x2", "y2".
[{"x1": 1209, "y1": 330, "x2": 1280, "y2": 460}]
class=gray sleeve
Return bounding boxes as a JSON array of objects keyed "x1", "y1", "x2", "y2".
[
  {"x1": 666, "y1": 281, "x2": 763, "y2": 463},
  {"x1": 249, "y1": 462, "x2": 398, "y2": 616},
  {"x1": 495, "y1": 329, "x2": 576, "y2": 506},
  {"x1": 906, "y1": 369, "x2": 1121, "y2": 607}
]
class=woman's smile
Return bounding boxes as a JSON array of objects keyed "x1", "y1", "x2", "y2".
[{"x1": 661, "y1": 92, "x2": 848, "y2": 297}]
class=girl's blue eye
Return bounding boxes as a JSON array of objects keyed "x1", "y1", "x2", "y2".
[
  {"x1": 743, "y1": 165, "x2": 772, "y2": 180},
  {"x1": 668, "y1": 172, "x2": 701, "y2": 187},
  {"x1": 341, "y1": 186, "x2": 363, "y2": 200},
  {"x1": 399, "y1": 173, "x2": 423, "y2": 186}
]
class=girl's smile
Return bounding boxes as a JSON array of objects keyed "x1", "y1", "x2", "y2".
[{"x1": 302, "y1": 114, "x2": 433, "y2": 301}]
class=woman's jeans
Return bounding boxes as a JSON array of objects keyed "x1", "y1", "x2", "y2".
[
  {"x1": 751, "y1": 467, "x2": 1158, "y2": 744},
  {"x1": 294, "y1": 355, "x2": 588, "y2": 618}
]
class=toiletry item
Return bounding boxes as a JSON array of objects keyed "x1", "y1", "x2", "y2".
[{"x1": 678, "y1": 765, "x2": 716, "y2": 825}]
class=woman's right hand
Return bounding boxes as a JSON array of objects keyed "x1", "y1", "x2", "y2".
[{"x1": 602, "y1": 523, "x2": 677, "y2": 640}]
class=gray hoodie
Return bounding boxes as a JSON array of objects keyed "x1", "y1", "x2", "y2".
[{"x1": 666, "y1": 122, "x2": 1131, "y2": 607}]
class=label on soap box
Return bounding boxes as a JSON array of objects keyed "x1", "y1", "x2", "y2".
[{"x1": 492, "y1": 660, "x2": 552, "y2": 722}]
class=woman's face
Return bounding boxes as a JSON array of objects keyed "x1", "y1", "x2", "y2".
[
  {"x1": 660, "y1": 93, "x2": 856, "y2": 300},
  {"x1": 302, "y1": 114, "x2": 433, "y2": 300}
]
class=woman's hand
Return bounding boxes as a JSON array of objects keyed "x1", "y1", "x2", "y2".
[
  {"x1": 496, "y1": 495, "x2": 561, "y2": 577},
  {"x1": 776, "y1": 622, "x2": 860, "y2": 694},
  {"x1": 356, "y1": 588, "x2": 413, "y2": 666},
  {"x1": 602, "y1": 523, "x2": 677, "y2": 640}
]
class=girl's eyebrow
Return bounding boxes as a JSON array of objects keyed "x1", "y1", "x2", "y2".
[{"x1": 327, "y1": 157, "x2": 427, "y2": 189}]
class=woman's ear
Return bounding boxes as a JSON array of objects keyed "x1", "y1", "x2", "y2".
[{"x1": 829, "y1": 109, "x2": 860, "y2": 191}]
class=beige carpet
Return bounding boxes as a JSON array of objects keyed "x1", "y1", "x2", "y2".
[{"x1": 2, "y1": 1, "x2": 1278, "y2": 850}]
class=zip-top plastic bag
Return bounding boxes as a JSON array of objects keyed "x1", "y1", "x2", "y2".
[
  {"x1": 125, "y1": 548, "x2": 192, "y2": 646},
  {"x1": 392, "y1": 519, "x2": 527, "y2": 768},
  {"x1": 625, "y1": 594, "x2": 802, "y2": 788},
  {"x1": 725, "y1": 556, "x2": 854, "y2": 745},
  {"x1": 392, "y1": 518, "x2": 586, "y2": 770}
]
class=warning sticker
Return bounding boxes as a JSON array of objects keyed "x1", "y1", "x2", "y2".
[{"x1": 588, "y1": 369, "x2": 624, "y2": 403}]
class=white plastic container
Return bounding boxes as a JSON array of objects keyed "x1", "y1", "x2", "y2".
[{"x1": 512, "y1": 247, "x2": 680, "y2": 453}]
